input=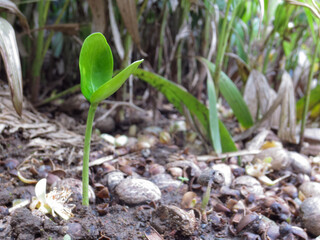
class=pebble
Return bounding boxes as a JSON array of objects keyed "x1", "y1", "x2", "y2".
[
  {"x1": 166, "y1": 160, "x2": 201, "y2": 177},
  {"x1": 151, "y1": 205, "x2": 197, "y2": 236},
  {"x1": 101, "y1": 171, "x2": 125, "y2": 191},
  {"x1": 149, "y1": 164, "x2": 166, "y2": 176},
  {"x1": 167, "y1": 167, "x2": 183, "y2": 178},
  {"x1": 51, "y1": 178, "x2": 95, "y2": 203},
  {"x1": 197, "y1": 168, "x2": 224, "y2": 188},
  {"x1": 150, "y1": 174, "x2": 182, "y2": 190},
  {"x1": 299, "y1": 181, "x2": 320, "y2": 198},
  {"x1": 300, "y1": 196, "x2": 320, "y2": 236},
  {"x1": 211, "y1": 164, "x2": 233, "y2": 187},
  {"x1": 232, "y1": 175, "x2": 264, "y2": 197},
  {"x1": 254, "y1": 147, "x2": 291, "y2": 171},
  {"x1": 289, "y1": 152, "x2": 311, "y2": 175},
  {"x1": 115, "y1": 178, "x2": 161, "y2": 204}
]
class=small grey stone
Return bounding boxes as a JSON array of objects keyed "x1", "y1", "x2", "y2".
[
  {"x1": 299, "y1": 181, "x2": 320, "y2": 198},
  {"x1": 232, "y1": 175, "x2": 263, "y2": 196},
  {"x1": 102, "y1": 171, "x2": 125, "y2": 191},
  {"x1": 151, "y1": 205, "x2": 197, "y2": 236},
  {"x1": 211, "y1": 164, "x2": 233, "y2": 187},
  {"x1": 289, "y1": 152, "x2": 311, "y2": 175},
  {"x1": 166, "y1": 161, "x2": 201, "y2": 177},
  {"x1": 255, "y1": 147, "x2": 290, "y2": 171},
  {"x1": 150, "y1": 174, "x2": 182, "y2": 189},
  {"x1": 197, "y1": 168, "x2": 224, "y2": 188},
  {"x1": 300, "y1": 196, "x2": 320, "y2": 236},
  {"x1": 115, "y1": 178, "x2": 161, "y2": 204}
]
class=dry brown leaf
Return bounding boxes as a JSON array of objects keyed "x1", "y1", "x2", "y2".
[
  {"x1": 0, "y1": 0, "x2": 30, "y2": 33},
  {"x1": 243, "y1": 70, "x2": 258, "y2": 120},
  {"x1": 277, "y1": 71, "x2": 296, "y2": 143},
  {"x1": 244, "y1": 70, "x2": 280, "y2": 127},
  {"x1": 108, "y1": 0, "x2": 124, "y2": 59},
  {"x1": 0, "y1": 17, "x2": 23, "y2": 116},
  {"x1": 116, "y1": 0, "x2": 141, "y2": 50},
  {"x1": 41, "y1": 23, "x2": 80, "y2": 35},
  {"x1": 87, "y1": 0, "x2": 106, "y2": 33},
  {"x1": 0, "y1": 87, "x2": 83, "y2": 149},
  {"x1": 239, "y1": 70, "x2": 296, "y2": 143}
]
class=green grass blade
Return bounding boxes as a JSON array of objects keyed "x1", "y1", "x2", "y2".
[
  {"x1": 207, "y1": 71, "x2": 222, "y2": 153},
  {"x1": 199, "y1": 58, "x2": 254, "y2": 128},
  {"x1": 134, "y1": 69, "x2": 237, "y2": 153}
]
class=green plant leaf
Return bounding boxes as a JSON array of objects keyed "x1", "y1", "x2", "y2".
[
  {"x1": 274, "y1": 3, "x2": 294, "y2": 36},
  {"x1": 133, "y1": 69, "x2": 237, "y2": 153},
  {"x1": 207, "y1": 71, "x2": 222, "y2": 153},
  {"x1": 296, "y1": 84, "x2": 320, "y2": 121},
  {"x1": 199, "y1": 58, "x2": 254, "y2": 128},
  {"x1": 0, "y1": 17, "x2": 23, "y2": 116},
  {"x1": 304, "y1": 7, "x2": 317, "y2": 42},
  {"x1": 90, "y1": 59, "x2": 143, "y2": 104},
  {"x1": 79, "y1": 32, "x2": 113, "y2": 102}
]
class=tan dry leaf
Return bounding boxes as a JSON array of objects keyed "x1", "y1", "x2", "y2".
[
  {"x1": 240, "y1": 70, "x2": 296, "y2": 143},
  {"x1": 244, "y1": 70, "x2": 280, "y2": 127},
  {"x1": 0, "y1": 0, "x2": 30, "y2": 33},
  {"x1": 116, "y1": 0, "x2": 141, "y2": 49},
  {"x1": 41, "y1": 23, "x2": 80, "y2": 35},
  {"x1": 277, "y1": 71, "x2": 296, "y2": 143},
  {"x1": 243, "y1": 70, "x2": 258, "y2": 119},
  {"x1": 108, "y1": 0, "x2": 124, "y2": 59},
  {"x1": 0, "y1": 17, "x2": 23, "y2": 116},
  {"x1": 88, "y1": 0, "x2": 106, "y2": 33}
]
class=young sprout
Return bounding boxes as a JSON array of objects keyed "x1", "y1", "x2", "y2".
[
  {"x1": 30, "y1": 178, "x2": 75, "y2": 220},
  {"x1": 197, "y1": 169, "x2": 224, "y2": 215},
  {"x1": 79, "y1": 32, "x2": 143, "y2": 205},
  {"x1": 245, "y1": 157, "x2": 290, "y2": 186}
]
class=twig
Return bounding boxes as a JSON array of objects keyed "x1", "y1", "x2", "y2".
[
  {"x1": 197, "y1": 149, "x2": 261, "y2": 162},
  {"x1": 36, "y1": 84, "x2": 80, "y2": 107},
  {"x1": 66, "y1": 152, "x2": 139, "y2": 172},
  {"x1": 94, "y1": 100, "x2": 147, "y2": 126}
]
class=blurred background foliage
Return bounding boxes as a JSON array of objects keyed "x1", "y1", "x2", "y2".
[{"x1": 1, "y1": 0, "x2": 320, "y2": 152}]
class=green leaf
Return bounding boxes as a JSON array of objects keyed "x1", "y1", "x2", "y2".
[
  {"x1": 199, "y1": 58, "x2": 254, "y2": 128},
  {"x1": 90, "y1": 59, "x2": 143, "y2": 104},
  {"x1": 207, "y1": 71, "x2": 222, "y2": 153},
  {"x1": 304, "y1": 7, "x2": 317, "y2": 42},
  {"x1": 79, "y1": 32, "x2": 113, "y2": 102},
  {"x1": 274, "y1": 3, "x2": 294, "y2": 36},
  {"x1": 296, "y1": 84, "x2": 320, "y2": 121},
  {"x1": 133, "y1": 69, "x2": 237, "y2": 153}
]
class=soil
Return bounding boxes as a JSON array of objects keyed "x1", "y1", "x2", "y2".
[{"x1": 0, "y1": 90, "x2": 319, "y2": 240}]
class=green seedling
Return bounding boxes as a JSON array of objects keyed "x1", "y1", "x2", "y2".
[
  {"x1": 178, "y1": 176, "x2": 189, "y2": 184},
  {"x1": 79, "y1": 32, "x2": 143, "y2": 206}
]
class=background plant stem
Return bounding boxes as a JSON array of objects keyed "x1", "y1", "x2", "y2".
[
  {"x1": 82, "y1": 103, "x2": 98, "y2": 206},
  {"x1": 299, "y1": 33, "x2": 320, "y2": 148},
  {"x1": 31, "y1": 0, "x2": 50, "y2": 102},
  {"x1": 213, "y1": 0, "x2": 232, "y2": 95}
]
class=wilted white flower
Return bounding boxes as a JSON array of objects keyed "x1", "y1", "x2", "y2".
[
  {"x1": 246, "y1": 157, "x2": 290, "y2": 186},
  {"x1": 30, "y1": 178, "x2": 75, "y2": 220}
]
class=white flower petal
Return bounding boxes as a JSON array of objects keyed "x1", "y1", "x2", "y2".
[{"x1": 35, "y1": 179, "x2": 47, "y2": 204}]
